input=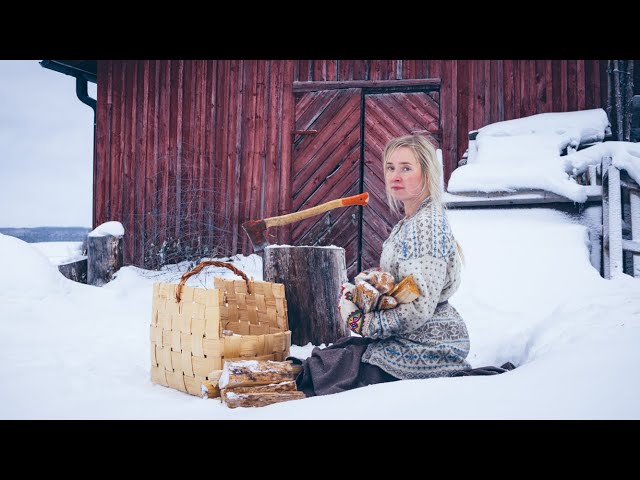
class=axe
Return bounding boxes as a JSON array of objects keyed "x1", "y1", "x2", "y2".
[{"x1": 242, "y1": 192, "x2": 369, "y2": 252}]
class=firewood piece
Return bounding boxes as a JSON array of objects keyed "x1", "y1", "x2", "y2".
[
  {"x1": 353, "y1": 282, "x2": 380, "y2": 313},
  {"x1": 200, "y1": 370, "x2": 223, "y2": 399},
  {"x1": 223, "y1": 380, "x2": 297, "y2": 396},
  {"x1": 201, "y1": 381, "x2": 221, "y2": 399},
  {"x1": 388, "y1": 274, "x2": 420, "y2": 304},
  {"x1": 377, "y1": 295, "x2": 398, "y2": 310},
  {"x1": 219, "y1": 360, "x2": 302, "y2": 389},
  {"x1": 357, "y1": 271, "x2": 396, "y2": 294},
  {"x1": 222, "y1": 390, "x2": 306, "y2": 409}
]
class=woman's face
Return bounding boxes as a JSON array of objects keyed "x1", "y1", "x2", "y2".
[{"x1": 385, "y1": 146, "x2": 425, "y2": 203}]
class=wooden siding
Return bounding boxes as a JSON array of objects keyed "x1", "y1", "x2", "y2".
[
  {"x1": 95, "y1": 60, "x2": 609, "y2": 266},
  {"x1": 290, "y1": 88, "x2": 362, "y2": 278},
  {"x1": 291, "y1": 60, "x2": 608, "y2": 185},
  {"x1": 96, "y1": 60, "x2": 295, "y2": 265},
  {"x1": 362, "y1": 92, "x2": 440, "y2": 272}
]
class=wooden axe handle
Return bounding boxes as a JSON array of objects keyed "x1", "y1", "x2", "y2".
[{"x1": 263, "y1": 192, "x2": 368, "y2": 228}]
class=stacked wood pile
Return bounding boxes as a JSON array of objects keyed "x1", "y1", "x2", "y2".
[{"x1": 201, "y1": 360, "x2": 305, "y2": 408}]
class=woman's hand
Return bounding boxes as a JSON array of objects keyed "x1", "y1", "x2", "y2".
[{"x1": 338, "y1": 282, "x2": 366, "y2": 335}]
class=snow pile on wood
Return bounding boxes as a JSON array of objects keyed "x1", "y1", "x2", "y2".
[
  {"x1": 475, "y1": 108, "x2": 611, "y2": 147},
  {"x1": 563, "y1": 141, "x2": 640, "y2": 186},
  {"x1": 447, "y1": 109, "x2": 612, "y2": 202}
]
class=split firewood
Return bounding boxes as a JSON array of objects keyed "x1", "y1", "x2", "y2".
[
  {"x1": 353, "y1": 282, "x2": 380, "y2": 313},
  {"x1": 222, "y1": 380, "x2": 297, "y2": 397},
  {"x1": 388, "y1": 274, "x2": 420, "y2": 304},
  {"x1": 222, "y1": 390, "x2": 306, "y2": 409},
  {"x1": 377, "y1": 295, "x2": 398, "y2": 310},
  {"x1": 359, "y1": 271, "x2": 396, "y2": 294},
  {"x1": 201, "y1": 381, "x2": 221, "y2": 399},
  {"x1": 374, "y1": 271, "x2": 395, "y2": 294},
  {"x1": 219, "y1": 360, "x2": 303, "y2": 389},
  {"x1": 354, "y1": 273, "x2": 419, "y2": 312},
  {"x1": 200, "y1": 370, "x2": 223, "y2": 399}
]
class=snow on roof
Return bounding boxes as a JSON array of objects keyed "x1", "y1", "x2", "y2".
[
  {"x1": 563, "y1": 141, "x2": 640, "y2": 186},
  {"x1": 447, "y1": 109, "x2": 612, "y2": 202},
  {"x1": 476, "y1": 108, "x2": 611, "y2": 146}
]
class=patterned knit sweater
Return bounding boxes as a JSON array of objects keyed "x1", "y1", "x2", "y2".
[{"x1": 361, "y1": 196, "x2": 471, "y2": 379}]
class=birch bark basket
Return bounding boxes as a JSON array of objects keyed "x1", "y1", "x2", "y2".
[{"x1": 263, "y1": 245, "x2": 349, "y2": 346}]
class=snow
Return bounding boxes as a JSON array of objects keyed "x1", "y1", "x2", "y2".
[
  {"x1": 218, "y1": 367, "x2": 230, "y2": 390},
  {"x1": 88, "y1": 221, "x2": 125, "y2": 237},
  {"x1": 447, "y1": 109, "x2": 612, "y2": 202},
  {"x1": 31, "y1": 241, "x2": 84, "y2": 266},
  {"x1": 1, "y1": 207, "x2": 639, "y2": 419},
  {"x1": 563, "y1": 141, "x2": 640, "y2": 186},
  {"x1": 0, "y1": 234, "x2": 70, "y2": 300},
  {"x1": 447, "y1": 158, "x2": 588, "y2": 202},
  {"x1": 475, "y1": 108, "x2": 610, "y2": 145}
]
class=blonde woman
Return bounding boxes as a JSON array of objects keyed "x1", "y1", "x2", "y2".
[{"x1": 293, "y1": 134, "x2": 512, "y2": 397}]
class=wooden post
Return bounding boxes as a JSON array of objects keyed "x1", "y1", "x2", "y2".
[
  {"x1": 587, "y1": 218, "x2": 602, "y2": 276},
  {"x1": 602, "y1": 157, "x2": 611, "y2": 278},
  {"x1": 624, "y1": 60, "x2": 634, "y2": 141},
  {"x1": 613, "y1": 60, "x2": 624, "y2": 141},
  {"x1": 263, "y1": 245, "x2": 349, "y2": 346},
  {"x1": 607, "y1": 163, "x2": 624, "y2": 278},
  {"x1": 87, "y1": 234, "x2": 124, "y2": 286},
  {"x1": 630, "y1": 185, "x2": 640, "y2": 277}
]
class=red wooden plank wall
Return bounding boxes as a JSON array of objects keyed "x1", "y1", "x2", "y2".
[
  {"x1": 96, "y1": 60, "x2": 295, "y2": 266},
  {"x1": 291, "y1": 60, "x2": 608, "y2": 185},
  {"x1": 95, "y1": 60, "x2": 608, "y2": 266}
]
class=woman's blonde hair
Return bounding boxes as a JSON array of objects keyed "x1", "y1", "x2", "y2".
[{"x1": 382, "y1": 134, "x2": 465, "y2": 264}]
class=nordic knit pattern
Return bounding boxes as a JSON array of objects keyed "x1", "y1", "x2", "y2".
[
  {"x1": 344, "y1": 291, "x2": 365, "y2": 335},
  {"x1": 361, "y1": 196, "x2": 471, "y2": 379}
]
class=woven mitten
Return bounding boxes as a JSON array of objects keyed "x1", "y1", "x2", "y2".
[{"x1": 338, "y1": 282, "x2": 368, "y2": 335}]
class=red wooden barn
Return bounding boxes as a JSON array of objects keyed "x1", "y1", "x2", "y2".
[{"x1": 41, "y1": 60, "x2": 639, "y2": 279}]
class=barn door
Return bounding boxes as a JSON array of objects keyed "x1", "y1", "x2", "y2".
[
  {"x1": 291, "y1": 87, "x2": 440, "y2": 278},
  {"x1": 361, "y1": 91, "x2": 440, "y2": 271},
  {"x1": 291, "y1": 88, "x2": 363, "y2": 278}
]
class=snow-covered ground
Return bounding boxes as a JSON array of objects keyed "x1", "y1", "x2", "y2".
[
  {"x1": 31, "y1": 241, "x2": 84, "y2": 266},
  {"x1": 1, "y1": 208, "x2": 639, "y2": 419}
]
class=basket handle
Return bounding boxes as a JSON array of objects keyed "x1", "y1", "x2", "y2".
[{"x1": 175, "y1": 260, "x2": 251, "y2": 302}]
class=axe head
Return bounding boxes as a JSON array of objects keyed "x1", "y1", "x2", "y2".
[{"x1": 242, "y1": 219, "x2": 269, "y2": 252}]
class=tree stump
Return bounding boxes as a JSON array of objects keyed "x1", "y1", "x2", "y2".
[
  {"x1": 87, "y1": 234, "x2": 124, "y2": 286},
  {"x1": 58, "y1": 258, "x2": 88, "y2": 284},
  {"x1": 263, "y1": 245, "x2": 349, "y2": 346}
]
